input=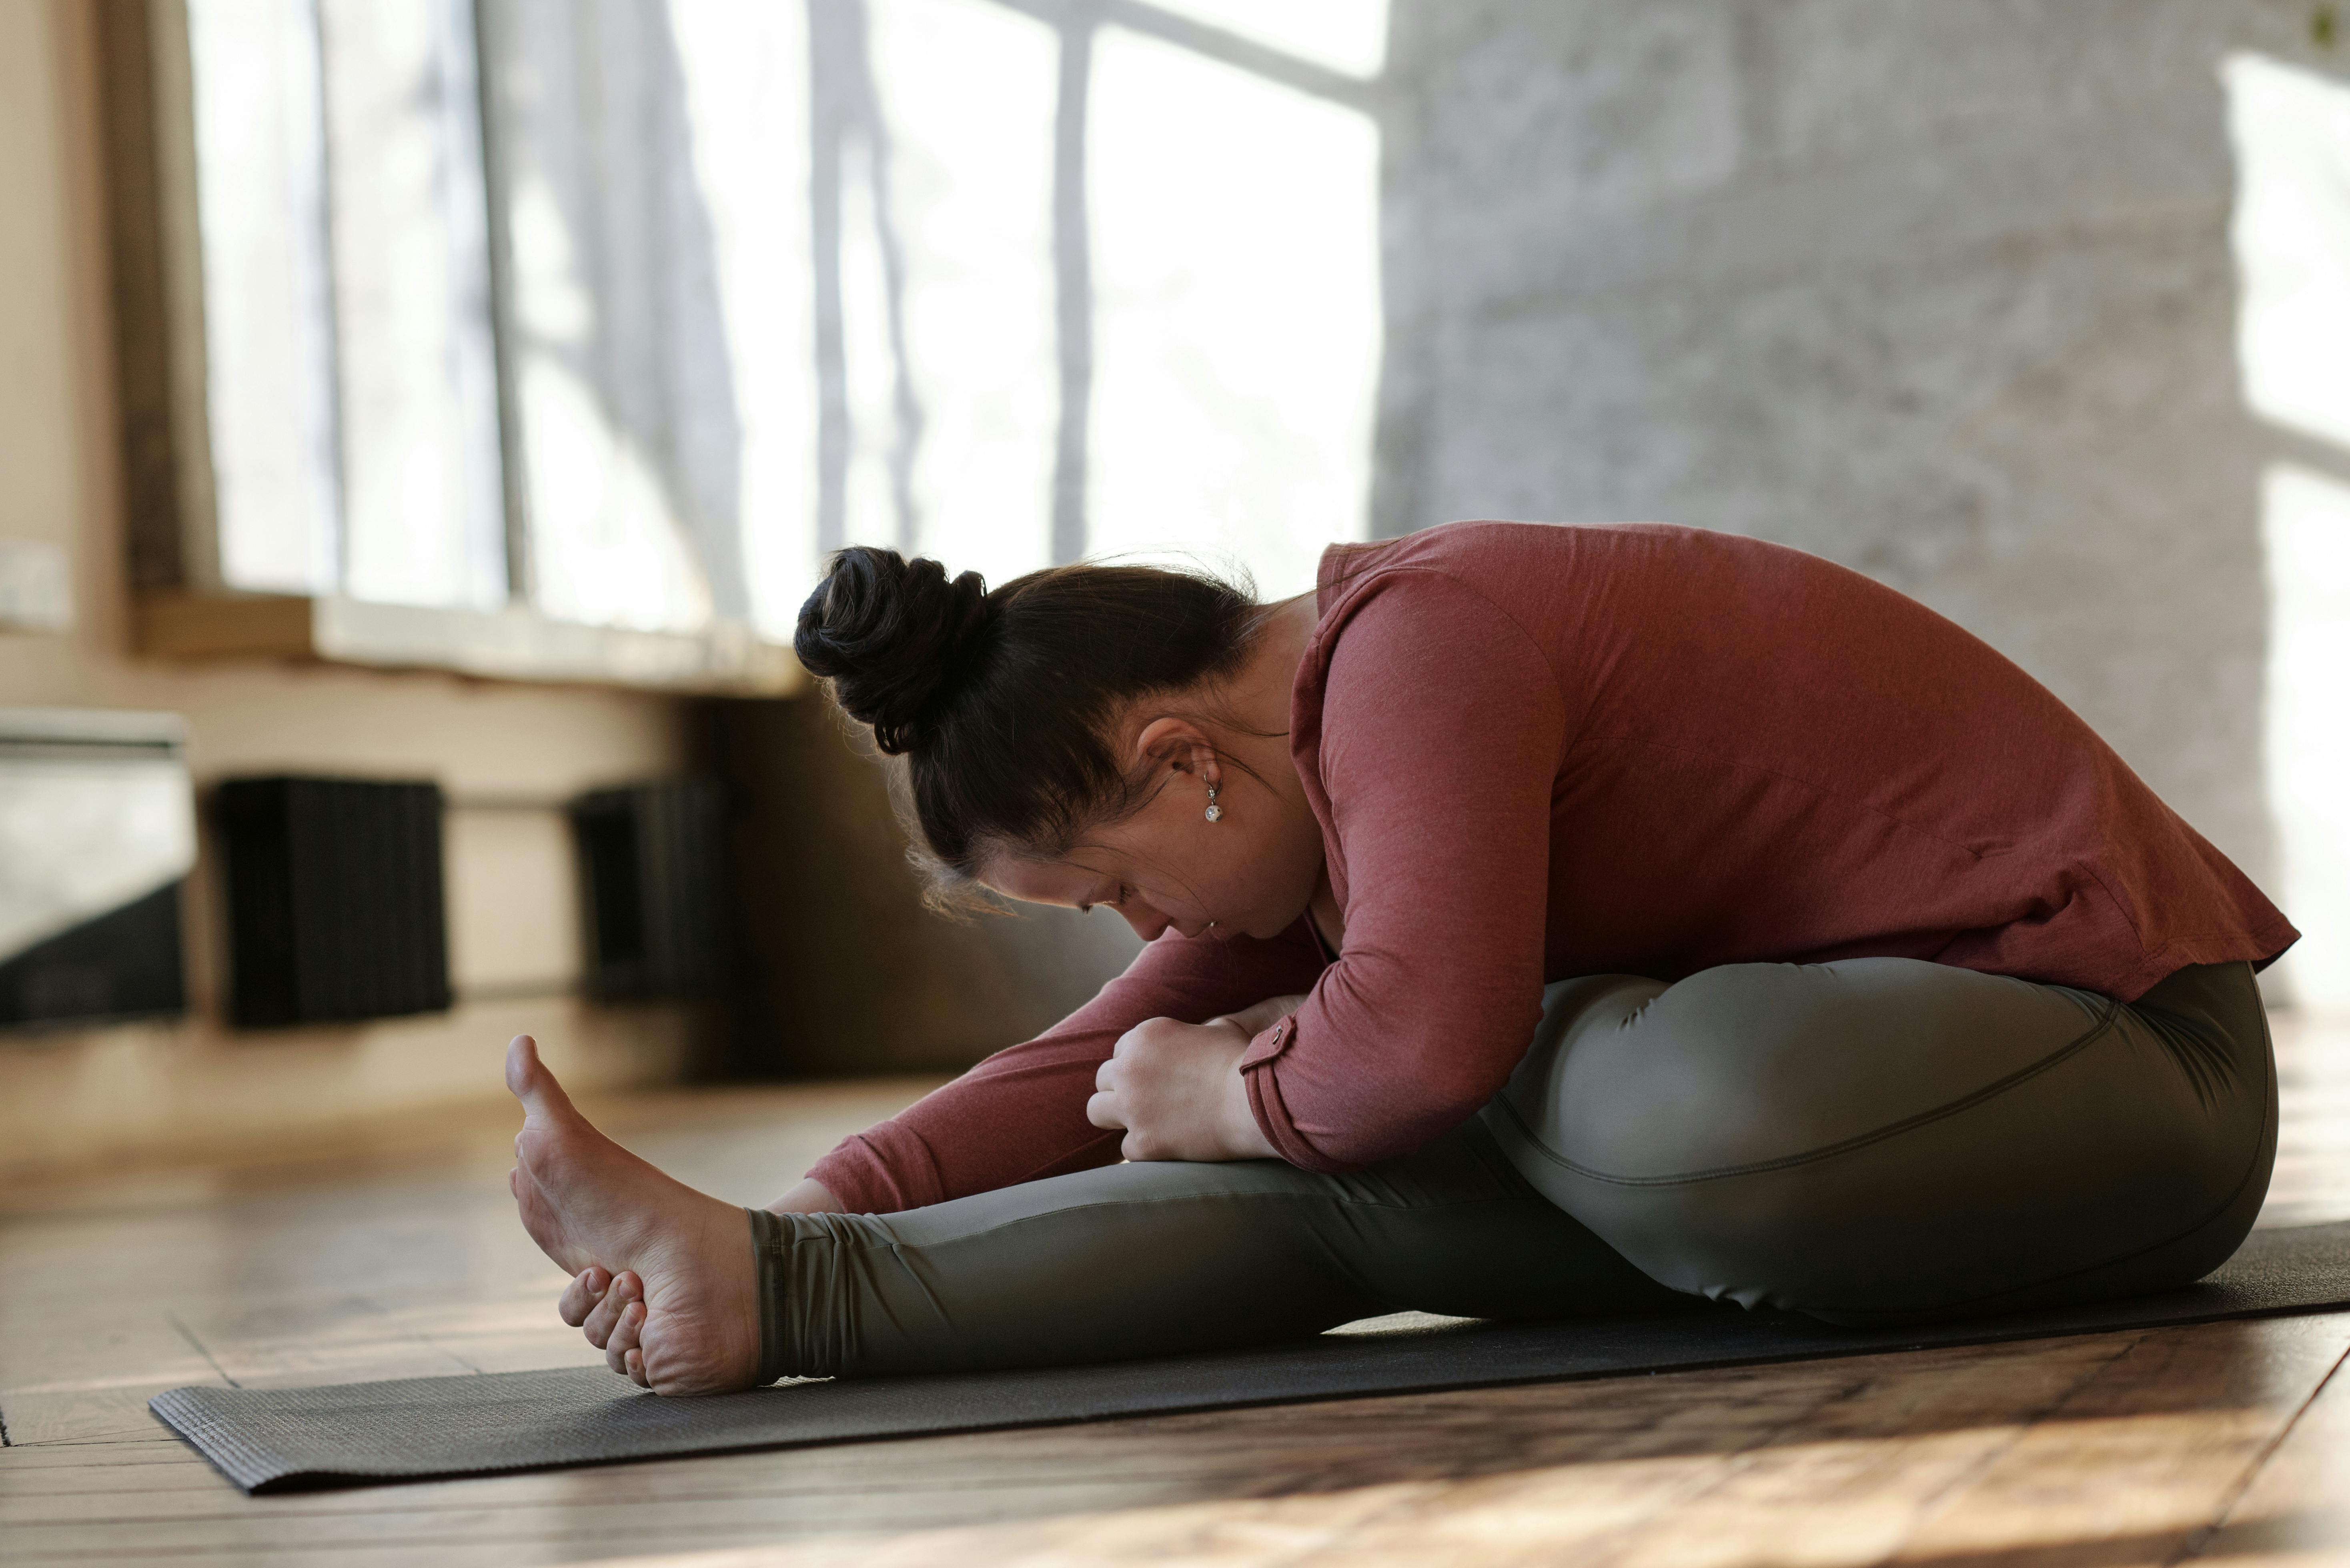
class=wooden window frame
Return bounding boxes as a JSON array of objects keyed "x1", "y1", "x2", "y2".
[
  {"x1": 92, "y1": 0, "x2": 1369, "y2": 696},
  {"x1": 93, "y1": 0, "x2": 802, "y2": 696}
]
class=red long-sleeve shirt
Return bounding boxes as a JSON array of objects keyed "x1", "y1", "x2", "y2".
[{"x1": 808, "y1": 522, "x2": 2298, "y2": 1212}]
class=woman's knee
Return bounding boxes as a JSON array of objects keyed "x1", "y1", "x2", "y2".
[
  {"x1": 1486, "y1": 957, "x2": 2276, "y2": 1318},
  {"x1": 1501, "y1": 958, "x2": 2123, "y2": 1185},
  {"x1": 1499, "y1": 963, "x2": 1869, "y2": 1186}
]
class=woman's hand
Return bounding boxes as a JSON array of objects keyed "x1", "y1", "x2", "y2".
[
  {"x1": 1088, "y1": 1015, "x2": 1282, "y2": 1162},
  {"x1": 559, "y1": 1177, "x2": 841, "y2": 1370}
]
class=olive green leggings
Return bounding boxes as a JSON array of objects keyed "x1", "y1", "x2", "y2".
[{"x1": 748, "y1": 959, "x2": 2275, "y2": 1381}]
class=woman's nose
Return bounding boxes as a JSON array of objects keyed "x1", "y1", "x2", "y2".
[{"x1": 1120, "y1": 906, "x2": 1174, "y2": 942}]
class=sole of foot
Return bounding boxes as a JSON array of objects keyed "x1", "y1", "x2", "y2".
[{"x1": 506, "y1": 1034, "x2": 762, "y2": 1394}]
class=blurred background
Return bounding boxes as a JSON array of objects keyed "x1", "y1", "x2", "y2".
[{"x1": 0, "y1": 0, "x2": 2344, "y2": 1195}]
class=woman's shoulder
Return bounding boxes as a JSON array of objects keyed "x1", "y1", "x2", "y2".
[
  {"x1": 1308, "y1": 522, "x2": 1619, "y2": 677},
  {"x1": 1316, "y1": 520, "x2": 1560, "y2": 601},
  {"x1": 1301, "y1": 521, "x2": 1886, "y2": 734},
  {"x1": 1299, "y1": 525, "x2": 1596, "y2": 719},
  {"x1": 1292, "y1": 528, "x2": 1585, "y2": 805},
  {"x1": 1318, "y1": 519, "x2": 1764, "y2": 600},
  {"x1": 1316, "y1": 520, "x2": 1869, "y2": 628},
  {"x1": 1315, "y1": 521, "x2": 1537, "y2": 622}
]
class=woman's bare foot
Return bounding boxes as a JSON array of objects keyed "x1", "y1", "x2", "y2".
[{"x1": 505, "y1": 1035, "x2": 761, "y2": 1395}]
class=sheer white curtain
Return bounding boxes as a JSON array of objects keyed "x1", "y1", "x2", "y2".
[{"x1": 181, "y1": 0, "x2": 1386, "y2": 638}]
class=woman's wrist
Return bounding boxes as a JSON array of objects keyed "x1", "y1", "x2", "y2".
[
  {"x1": 1207, "y1": 993, "x2": 1310, "y2": 1038},
  {"x1": 764, "y1": 1177, "x2": 845, "y2": 1216},
  {"x1": 1219, "y1": 1059, "x2": 1278, "y2": 1160}
]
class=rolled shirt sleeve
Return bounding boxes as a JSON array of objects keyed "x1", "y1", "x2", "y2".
[
  {"x1": 807, "y1": 920, "x2": 1327, "y2": 1212},
  {"x1": 1240, "y1": 568, "x2": 1570, "y2": 1171}
]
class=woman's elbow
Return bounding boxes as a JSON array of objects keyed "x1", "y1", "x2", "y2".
[{"x1": 1292, "y1": 1078, "x2": 1503, "y2": 1171}]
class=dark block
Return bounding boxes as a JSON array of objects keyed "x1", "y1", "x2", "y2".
[
  {"x1": 0, "y1": 880, "x2": 187, "y2": 1029},
  {"x1": 216, "y1": 777, "x2": 451, "y2": 1027},
  {"x1": 570, "y1": 779, "x2": 729, "y2": 999}
]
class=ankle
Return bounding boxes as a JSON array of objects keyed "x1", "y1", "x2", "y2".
[{"x1": 745, "y1": 1206, "x2": 786, "y2": 1385}]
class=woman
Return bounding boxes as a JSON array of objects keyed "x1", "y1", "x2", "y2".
[{"x1": 506, "y1": 521, "x2": 2296, "y2": 1396}]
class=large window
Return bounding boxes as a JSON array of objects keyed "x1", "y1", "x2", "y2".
[
  {"x1": 2228, "y1": 51, "x2": 2350, "y2": 1012},
  {"x1": 120, "y1": 0, "x2": 1385, "y2": 683}
]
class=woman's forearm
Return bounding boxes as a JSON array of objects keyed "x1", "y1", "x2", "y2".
[
  {"x1": 1207, "y1": 993, "x2": 1310, "y2": 1038},
  {"x1": 765, "y1": 1178, "x2": 846, "y2": 1215},
  {"x1": 806, "y1": 929, "x2": 1329, "y2": 1211}
]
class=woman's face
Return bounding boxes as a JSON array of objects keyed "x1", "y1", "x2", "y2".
[{"x1": 978, "y1": 736, "x2": 1326, "y2": 945}]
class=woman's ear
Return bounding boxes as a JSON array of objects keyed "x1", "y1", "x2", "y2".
[{"x1": 1132, "y1": 716, "x2": 1219, "y2": 786}]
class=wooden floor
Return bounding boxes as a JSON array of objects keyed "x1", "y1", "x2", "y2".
[{"x1": 5, "y1": 1014, "x2": 2350, "y2": 1568}]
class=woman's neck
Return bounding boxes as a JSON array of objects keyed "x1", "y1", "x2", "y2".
[
  {"x1": 1232, "y1": 593, "x2": 1320, "y2": 744},
  {"x1": 1256, "y1": 593, "x2": 1345, "y2": 947}
]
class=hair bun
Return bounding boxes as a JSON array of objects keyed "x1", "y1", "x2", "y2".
[{"x1": 794, "y1": 547, "x2": 993, "y2": 754}]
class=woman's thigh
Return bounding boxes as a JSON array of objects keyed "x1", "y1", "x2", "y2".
[
  {"x1": 750, "y1": 1119, "x2": 1681, "y2": 1380},
  {"x1": 1480, "y1": 958, "x2": 2277, "y2": 1323}
]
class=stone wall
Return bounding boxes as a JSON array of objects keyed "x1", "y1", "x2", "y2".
[{"x1": 1375, "y1": 0, "x2": 2348, "y2": 998}]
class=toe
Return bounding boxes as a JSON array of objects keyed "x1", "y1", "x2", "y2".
[
  {"x1": 626, "y1": 1347, "x2": 649, "y2": 1389},
  {"x1": 503, "y1": 1034, "x2": 539, "y2": 1101},
  {"x1": 607, "y1": 1300, "x2": 644, "y2": 1376},
  {"x1": 505, "y1": 1034, "x2": 583, "y2": 1127},
  {"x1": 583, "y1": 1270, "x2": 639, "y2": 1348},
  {"x1": 559, "y1": 1266, "x2": 610, "y2": 1328}
]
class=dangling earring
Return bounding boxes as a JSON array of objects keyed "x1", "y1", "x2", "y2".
[{"x1": 1204, "y1": 783, "x2": 1224, "y2": 823}]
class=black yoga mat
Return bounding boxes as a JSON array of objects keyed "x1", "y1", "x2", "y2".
[{"x1": 153, "y1": 1219, "x2": 2350, "y2": 1494}]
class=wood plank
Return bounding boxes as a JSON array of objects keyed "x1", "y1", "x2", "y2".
[
  {"x1": 6, "y1": 1344, "x2": 2342, "y2": 1568},
  {"x1": 0, "y1": 1338, "x2": 2084, "y2": 1538},
  {"x1": 9, "y1": 1077, "x2": 2350, "y2": 1568},
  {"x1": 58, "y1": 1318, "x2": 2284, "y2": 1568},
  {"x1": 0, "y1": 1300, "x2": 226, "y2": 1448},
  {"x1": 0, "y1": 1079, "x2": 936, "y2": 1219},
  {"x1": 0, "y1": 1334, "x2": 2178, "y2": 1553},
  {"x1": 1871, "y1": 1316, "x2": 2350, "y2": 1568},
  {"x1": 0, "y1": 1080, "x2": 932, "y2": 1454},
  {"x1": 2191, "y1": 1325, "x2": 2350, "y2": 1566}
]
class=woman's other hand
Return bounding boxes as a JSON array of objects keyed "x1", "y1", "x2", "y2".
[
  {"x1": 558, "y1": 1177, "x2": 837, "y2": 1362},
  {"x1": 1088, "y1": 1016, "x2": 1280, "y2": 1162}
]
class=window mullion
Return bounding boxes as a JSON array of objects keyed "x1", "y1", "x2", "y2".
[
  {"x1": 1050, "y1": 8, "x2": 1093, "y2": 566},
  {"x1": 471, "y1": 0, "x2": 533, "y2": 607}
]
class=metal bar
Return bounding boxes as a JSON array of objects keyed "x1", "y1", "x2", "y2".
[
  {"x1": 309, "y1": 0, "x2": 352, "y2": 595},
  {"x1": 983, "y1": 0, "x2": 1383, "y2": 112},
  {"x1": 1049, "y1": 11, "x2": 1092, "y2": 565},
  {"x1": 470, "y1": 0, "x2": 533, "y2": 605},
  {"x1": 809, "y1": 0, "x2": 853, "y2": 559}
]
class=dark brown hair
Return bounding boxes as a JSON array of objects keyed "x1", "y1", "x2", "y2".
[{"x1": 793, "y1": 547, "x2": 1260, "y2": 894}]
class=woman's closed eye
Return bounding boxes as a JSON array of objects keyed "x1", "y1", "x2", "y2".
[{"x1": 1080, "y1": 884, "x2": 1135, "y2": 915}]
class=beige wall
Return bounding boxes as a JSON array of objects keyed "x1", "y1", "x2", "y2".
[
  {"x1": 0, "y1": 0, "x2": 699, "y2": 1175},
  {"x1": 708, "y1": 698, "x2": 1143, "y2": 1081}
]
